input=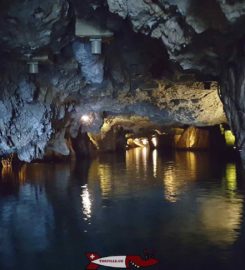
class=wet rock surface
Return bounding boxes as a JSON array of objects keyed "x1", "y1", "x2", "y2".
[
  {"x1": 220, "y1": 41, "x2": 245, "y2": 157},
  {"x1": 1, "y1": 0, "x2": 244, "y2": 161}
]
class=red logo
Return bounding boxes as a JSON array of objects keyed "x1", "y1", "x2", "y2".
[{"x1": 86, "y1": 251, "x2": 159, "y2": 269}]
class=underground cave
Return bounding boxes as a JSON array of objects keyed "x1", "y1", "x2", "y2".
[{"x1": 1, "y1": 1, "x2": 245, "y2": 270}]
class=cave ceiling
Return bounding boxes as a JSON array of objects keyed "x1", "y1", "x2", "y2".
[{"x1": 0, "y1": 0, "x2": 244, "y2": 161}]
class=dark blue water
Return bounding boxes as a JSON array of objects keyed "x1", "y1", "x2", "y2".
[{"x1": 0, "y1": 149, "x2": 245, "y2": 270}]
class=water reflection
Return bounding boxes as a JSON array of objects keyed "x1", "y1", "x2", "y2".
[
  {"x1": 81, "y1": 185, "x2": 92, "y2": 219},
  {"x1": 0, "y1": 150, "x2": 245, "y2": 270},
  {"x1": 125, "y1": 147, "x2": 150, "y2": 179},
  {"x1": 224, "y1": 163, "x2": 237, "y2": 192},
  {"x1": 1, "y1": 163, "x2": 27, "y2": 184},
  {"x1": 98, "y1": 164, "x2": 112, "y2": 197},
  {"x1": 163, "y1": 164, "x2": 180, "y2": 202},
  {"x1": 198, "y1": 195, "x2": 243, "y2": 245},
  {"x1": 162, "y1": 152, "x2": 199, "y2": 202},
  {"x1": 152, "y1": 149, "x2": 157, "y2": 178},
  {"x1": 142, "y1": 147, "x2": 149, "y2": 176}
]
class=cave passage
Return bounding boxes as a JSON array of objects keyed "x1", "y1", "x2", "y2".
[{"x1": 1, "y1": 1, "x2": 245, "y2": 270}]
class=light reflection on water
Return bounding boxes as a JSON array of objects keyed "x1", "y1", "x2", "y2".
[
  {"x1": 198, "y1": 195, "x2": 243, "y2": 245},
  {"x1": 0, "y1": 149, "x2": 245, "y2": 270},
  {"x1": 152, "y1": 149, "x2": 157, "y2": 178},
  {"x1": 81, "y1": 185, "x2": 92, "y2": 220},
  {"x1": 98, "y1": 164, "x2": 112, "y2": 197},
  {"x1": 225, "y1": 163, "x2": 237, "y2": 192}
]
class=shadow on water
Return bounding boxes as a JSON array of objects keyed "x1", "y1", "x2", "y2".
[{"x1": 0, "y1": 149, "x2": 245, "y2": 270}]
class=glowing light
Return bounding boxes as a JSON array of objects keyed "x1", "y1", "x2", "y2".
[
  {"x1": 81, "y1": 185, "x2": 92, "y2": 219},
  {"x1": 142, "y1": 147, "x2": 149, "y2": 175},
  {"x1": 152, "y1": 149, "x2": 157, "y2": 178},
  {"x1": 81, "y1": 114, "x2": 90, "y2": 123},
  {"x1": 87, "y1": 133, "x2": 100, "y2": 150},
  {"x1": 163, "y1": 167, "x2": 178, "y2": 203},
  {"x1": 224, "y1": 130, "x2": 235, "y2": 146},
  {"x1": 1, "y1": 154, "x2": 13, "y2": 168},
  {"x1": 127, "y1": 138, "x2": 134, "y2": 147},
  {"x1": 186, "y1": 152, "x2": 196, "y2": 173},
  {"x1": 126, "y1": 147, "x2": 147, "y2": 177},
  {"x1": 135, "y1": 147, "x2": 140, "y2": 173},
  {"x1": 1, "y1": 155, "x2": 13, "y2": 179},
  {"x1": 163, "y1": 152, "x2": 198, "y2": 203},
  {"x1": 141, "y1": 138, "x2": 148, "y2": 146},
  {"x1": 189, "y1": 132, "x2": 196, "y2": 147},
  {"x1": 1, "y1": 166, "x2": 12, "y2": 179},
  {"x1": 127, "y1": 138, "x2": 149, "y2": 148},
  {"x1": 151, "y1": 136, "x2": 158, "y2": 148}
]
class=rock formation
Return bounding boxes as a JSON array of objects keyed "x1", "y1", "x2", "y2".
[{"x1": 1, "y1": 0, "x2": 245, "y2": 161}]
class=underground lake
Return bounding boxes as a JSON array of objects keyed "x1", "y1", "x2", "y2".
[{"x1": 1, "y1": 149, "x2": 245, "y2": 270}]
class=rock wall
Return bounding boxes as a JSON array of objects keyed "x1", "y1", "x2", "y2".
[
  {"x1": 220, "y1": 40, "x2": 245, "y2": 157},
  {"x1": 175, "y1": 126, "x2": 209, "y2": 150},
  {"x1": 106, "y1": 0, "x2": 245, "y2": 76},
  {"x1": 1, "y1": 0, "x2": 244, "y2": 161}
]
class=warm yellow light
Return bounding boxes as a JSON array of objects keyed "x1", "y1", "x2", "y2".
[
  {"x1": 163, "y1": 168, "x2": 178, "y2": 203},
  {"x1": 141, "y1": 138, "x2": 148, "y2": 146},
  {"x1": 1, "y1": 154, "x2": 13, "y2": 168},
  {"x1": 225, "y1": 163, "x2": 237, "y2": 191},
  {"x1": 189, "y1": 133, "x2": 196, "y2": 147},
  {"x1": 199, "y1": 196, "x2": 242, "y2": 245},
  {"x1": 98, "y1": 164, "x2": 112, "y2": 197},
  {"x1": 18, "y1": 164, "x2": 27, "y2": 184},
  {"x1": 224, "y1": 130, "x2": 235, "y2": 146},
  {"x1": 151, "y1": 136, "x2": 158, "y2": 147},
  {"x1": 128, "y1": 138, "x2": 149, "y2": 148},
  {"x1": 142, "y1": 147, "x2": 149, "y2": 173}
]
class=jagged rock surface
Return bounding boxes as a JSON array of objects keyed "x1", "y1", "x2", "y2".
[
  {"x1": 0, "y1": 0, "x2": 72, "y2": 54},
  {"x1": 2, "y1": 0, "x2": 244, "y2": 161},
  {"x1": 220, "y1": 42, "x2": 245, "y2": 156},
  {"x1": 0, "y1": 68, "x2": 52, "y2": 161},
  {"x1": 107, "y1": 0, "x2": 245, "y2": 76}
]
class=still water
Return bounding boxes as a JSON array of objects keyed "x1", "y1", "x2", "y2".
[{"x1": 0, "y1": 149, "x2": 245, "y2": 270}]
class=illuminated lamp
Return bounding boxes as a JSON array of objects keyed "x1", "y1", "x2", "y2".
[
  {"x1": 224, "y1": 130, "x2": 235, "y2": 146},
  {"x1": 81, "y1": 115, "x2": 90, "y2": 123}
]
